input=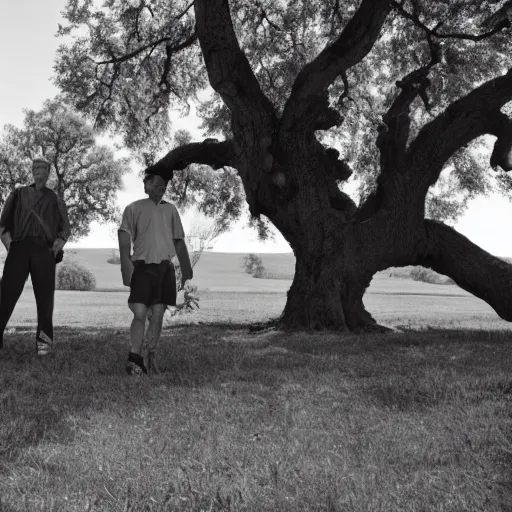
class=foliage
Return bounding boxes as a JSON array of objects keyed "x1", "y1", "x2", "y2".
[
  {"x1": 0, "y1": 97, "x2": 128, "y2": 241},
  {"x1": 55, "y1": 0, "x2": 512, "y2": 226},
  {"x1": 106, "y1": 249, "x2": 121, "y2": 265},
  {"x1": 55, "y1": 0, "x2": 202, "y2": 162},
  {"x1": 410, "y1": 267, "x2": 455, "y2": 285},
  {"x1": 56, "y1": 259, "x2": 96, "y2": 291},
  {"x1": 242, "y1": 253, "x2": 265, "y2": 278},
  {"x1": 165, "y1": 283, "x2": 200, "y2": 323}
]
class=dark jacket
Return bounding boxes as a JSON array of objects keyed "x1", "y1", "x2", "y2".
[{"x1": 0, "y1": 185, "x2": 71, "y2": 243}]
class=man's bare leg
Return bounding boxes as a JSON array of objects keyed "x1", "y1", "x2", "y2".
[
  {"x1": 145, "y1": 304, "x2": 166, "y2": 375},
  {"x1": 127, "y1": 302, "x2": 148, "y2": 374}
]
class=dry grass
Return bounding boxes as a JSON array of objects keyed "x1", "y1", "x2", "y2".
[{"x1": 0, "y1": 325, "x2": 511, "y2": 511}]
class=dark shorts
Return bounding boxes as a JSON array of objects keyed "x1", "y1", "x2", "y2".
[{"x1": 128, "y1": 260, "x2": 176, "y2": 307}]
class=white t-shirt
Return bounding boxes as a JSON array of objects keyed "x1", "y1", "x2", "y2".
[{"x1": 119, "y1": 198, "x2": 185, "y2": 264}]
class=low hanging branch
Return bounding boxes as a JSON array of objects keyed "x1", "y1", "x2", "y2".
[
  {"x1": 420, "y1": 220, "x2": 512, "y2": 322},
  {"x1": 145, "y1": 139, "x2": 238, "y2": 180}
]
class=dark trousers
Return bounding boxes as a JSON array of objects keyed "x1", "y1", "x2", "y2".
[{"x1": 0, "y1": 237, "x2": 56, "y2": 345}]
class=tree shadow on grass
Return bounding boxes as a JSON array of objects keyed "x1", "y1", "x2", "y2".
[{"x1": 1, "y1": 324, "x2": 511, "y2": 467}]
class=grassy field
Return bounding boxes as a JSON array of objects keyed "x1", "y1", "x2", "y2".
[
  {"x1": 1, "y1": 250, "x2": 512, "y2": 511},
  {"x1": 1, "y1": 326, "x2": 511, "y2": 511},
  {"x1": 8, "y1": 248, "x2": 512, "y2": 330},
  {"x1": 59, "y1": 249, "x2": 296, "y2": 292}
]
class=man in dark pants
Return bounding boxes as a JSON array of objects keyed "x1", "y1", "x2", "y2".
[{"x1": 0, "y1": 158, "x2": 71, "y2": 354}]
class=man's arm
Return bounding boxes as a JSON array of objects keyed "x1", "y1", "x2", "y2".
[
  {"x1": 0, "y1": 190, "x2": 17, "y2": 252},
  {"x1": 53, "y1": 196, "x2": 71, "y2": 256},
  {"x1": 169, "y1": 205, "x2": 191, "y2": 286},
  {"x1": 118, "y1": 229, "x2": 134, "y2": 287},
  {"x1": 174, "y1": 239, "x2": 192, "y2": 287},
  {"x1": 118, "y1": 205, "x2": 135, "y2": 286}
]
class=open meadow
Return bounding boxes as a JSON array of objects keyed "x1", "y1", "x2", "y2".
[{"x1": 1, "y1": 250, "x2": 511, "y2": 511}]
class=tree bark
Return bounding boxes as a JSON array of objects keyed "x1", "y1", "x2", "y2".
[
  {"x1": 419, "y1": 220, "x2": 512, "y2": 321},
  {"x1": 281, "y1": 248, "x2": 379, "y2": 331}
]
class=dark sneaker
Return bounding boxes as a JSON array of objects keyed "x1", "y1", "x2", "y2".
[
  {"x1": 36, "y1": 332, "x2": 53, "y2": 356},
  {"x1": 126, "y1": 352, "x2": 147, "y2": 375}
]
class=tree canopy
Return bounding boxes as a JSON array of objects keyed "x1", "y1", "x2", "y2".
[
  {"x1": 55, "y1": 0, "x2": 512, "y2": 225},
  {"x1": 0, "y1": 98, "x2": 127, "y2": 240}
]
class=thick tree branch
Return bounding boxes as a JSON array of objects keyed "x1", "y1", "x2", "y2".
[
  {"x1": 194, "y1": 0, "x2": 276, "y2": 122},
  {"x1": 490, "y1": 112, "x2": 512, "y2": 171},
  {"x1": 145, "y1": 139, "x2": 238, "y2": 180},
  {"x1": 356, "y1": 68, "x2": 512, "y2": 223},
  {"x1": 354, "y1": 38, "x2": 440, "y2": 222},
  {"x1": 281, "y1": 0, "x2": 392, "y2": 131},
  {"x1": 377, "y1": 36, "x2": 441, "y2": 172},
  {"x1": 194, "y1": 0, "x2": 279, "y2": 216},
  {"x1": 419, "y1": 220, "x2": 512, "y2": 321},
  {"x1": 407, "y1": 68, "x2": 512, "y2": 192}
]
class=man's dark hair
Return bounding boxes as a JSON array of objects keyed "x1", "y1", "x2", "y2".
[{"x1": 143, "y1": 174, "x2": 169, "y2": 186}]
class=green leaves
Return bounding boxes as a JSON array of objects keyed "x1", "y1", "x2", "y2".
[
  {"x1": 166, "y1": 165, "x2": 245, "y2": 231},
  {"x1": 54, "y1": 0, "x2": 512, "y2": 227},
  {"x1": 55, "y1": 0, "x2": 204, "y2": 153},
  {"x1": 0, "y1": 98, "x2": 127, "y2": 241}
]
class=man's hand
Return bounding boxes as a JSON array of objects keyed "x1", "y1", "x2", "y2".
[
  {"x1": 181, "y1": 270, "x2": 193, "y2": 289},
  {"x1": 52, "y1": 237, "x2": 66, "y2": 257},
  {"x1": 121, "y1": 255, "x2": 134, "y2": 287},
  {"x1": 1, "y1": 231, "x2": 12, "y2": 252}
]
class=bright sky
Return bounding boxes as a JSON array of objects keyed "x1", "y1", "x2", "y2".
[{"x1": 1, "y1": 0, "x2": 512, "y2": 255}]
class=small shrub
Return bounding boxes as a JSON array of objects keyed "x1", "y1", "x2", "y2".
[
  {"x1": 410, "y1": 267, "x2": 454, "y2": 285},
  {"x1": 387, "y1": 266, "x2": 416, "y2": 279},
  {"x1": 107, "y1": 249, "x2": 121, "y2": 265},
  {"x1": 56, "y1": 260, "x2": 96, "y2": 291},
  {"x1": 242, "y1": 253, "x2": 265, "y2": 278},
  {"x1": 163, "y1": 283, "x2": 200, "y2": 325}
]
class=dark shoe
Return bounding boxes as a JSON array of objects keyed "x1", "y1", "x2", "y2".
[
  {"x1": 36, "y1": 333, "x2": 53, "y2": 356},
  {"x1": 126, "y1": 352, "x2": 147, "y2": 375}
]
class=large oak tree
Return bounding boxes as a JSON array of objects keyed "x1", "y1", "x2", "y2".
[{"x1": 56, "y1": 0, "x2": 512, "y2": 330}]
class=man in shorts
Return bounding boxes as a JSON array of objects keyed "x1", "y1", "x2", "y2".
[{"x1": 118, "y1": 173, "x2": 192, "y2": 375}]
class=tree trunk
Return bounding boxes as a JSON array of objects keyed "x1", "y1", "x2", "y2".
[
  {"x1": 273, "y1": 163, "x2": 385, "y2": 331},
  {"x1": 277, "y1": 212, "x2": 512, "y2": 331},
  {"x1": 281, "y1": 250, "x2": 378, "y2": 331}
]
